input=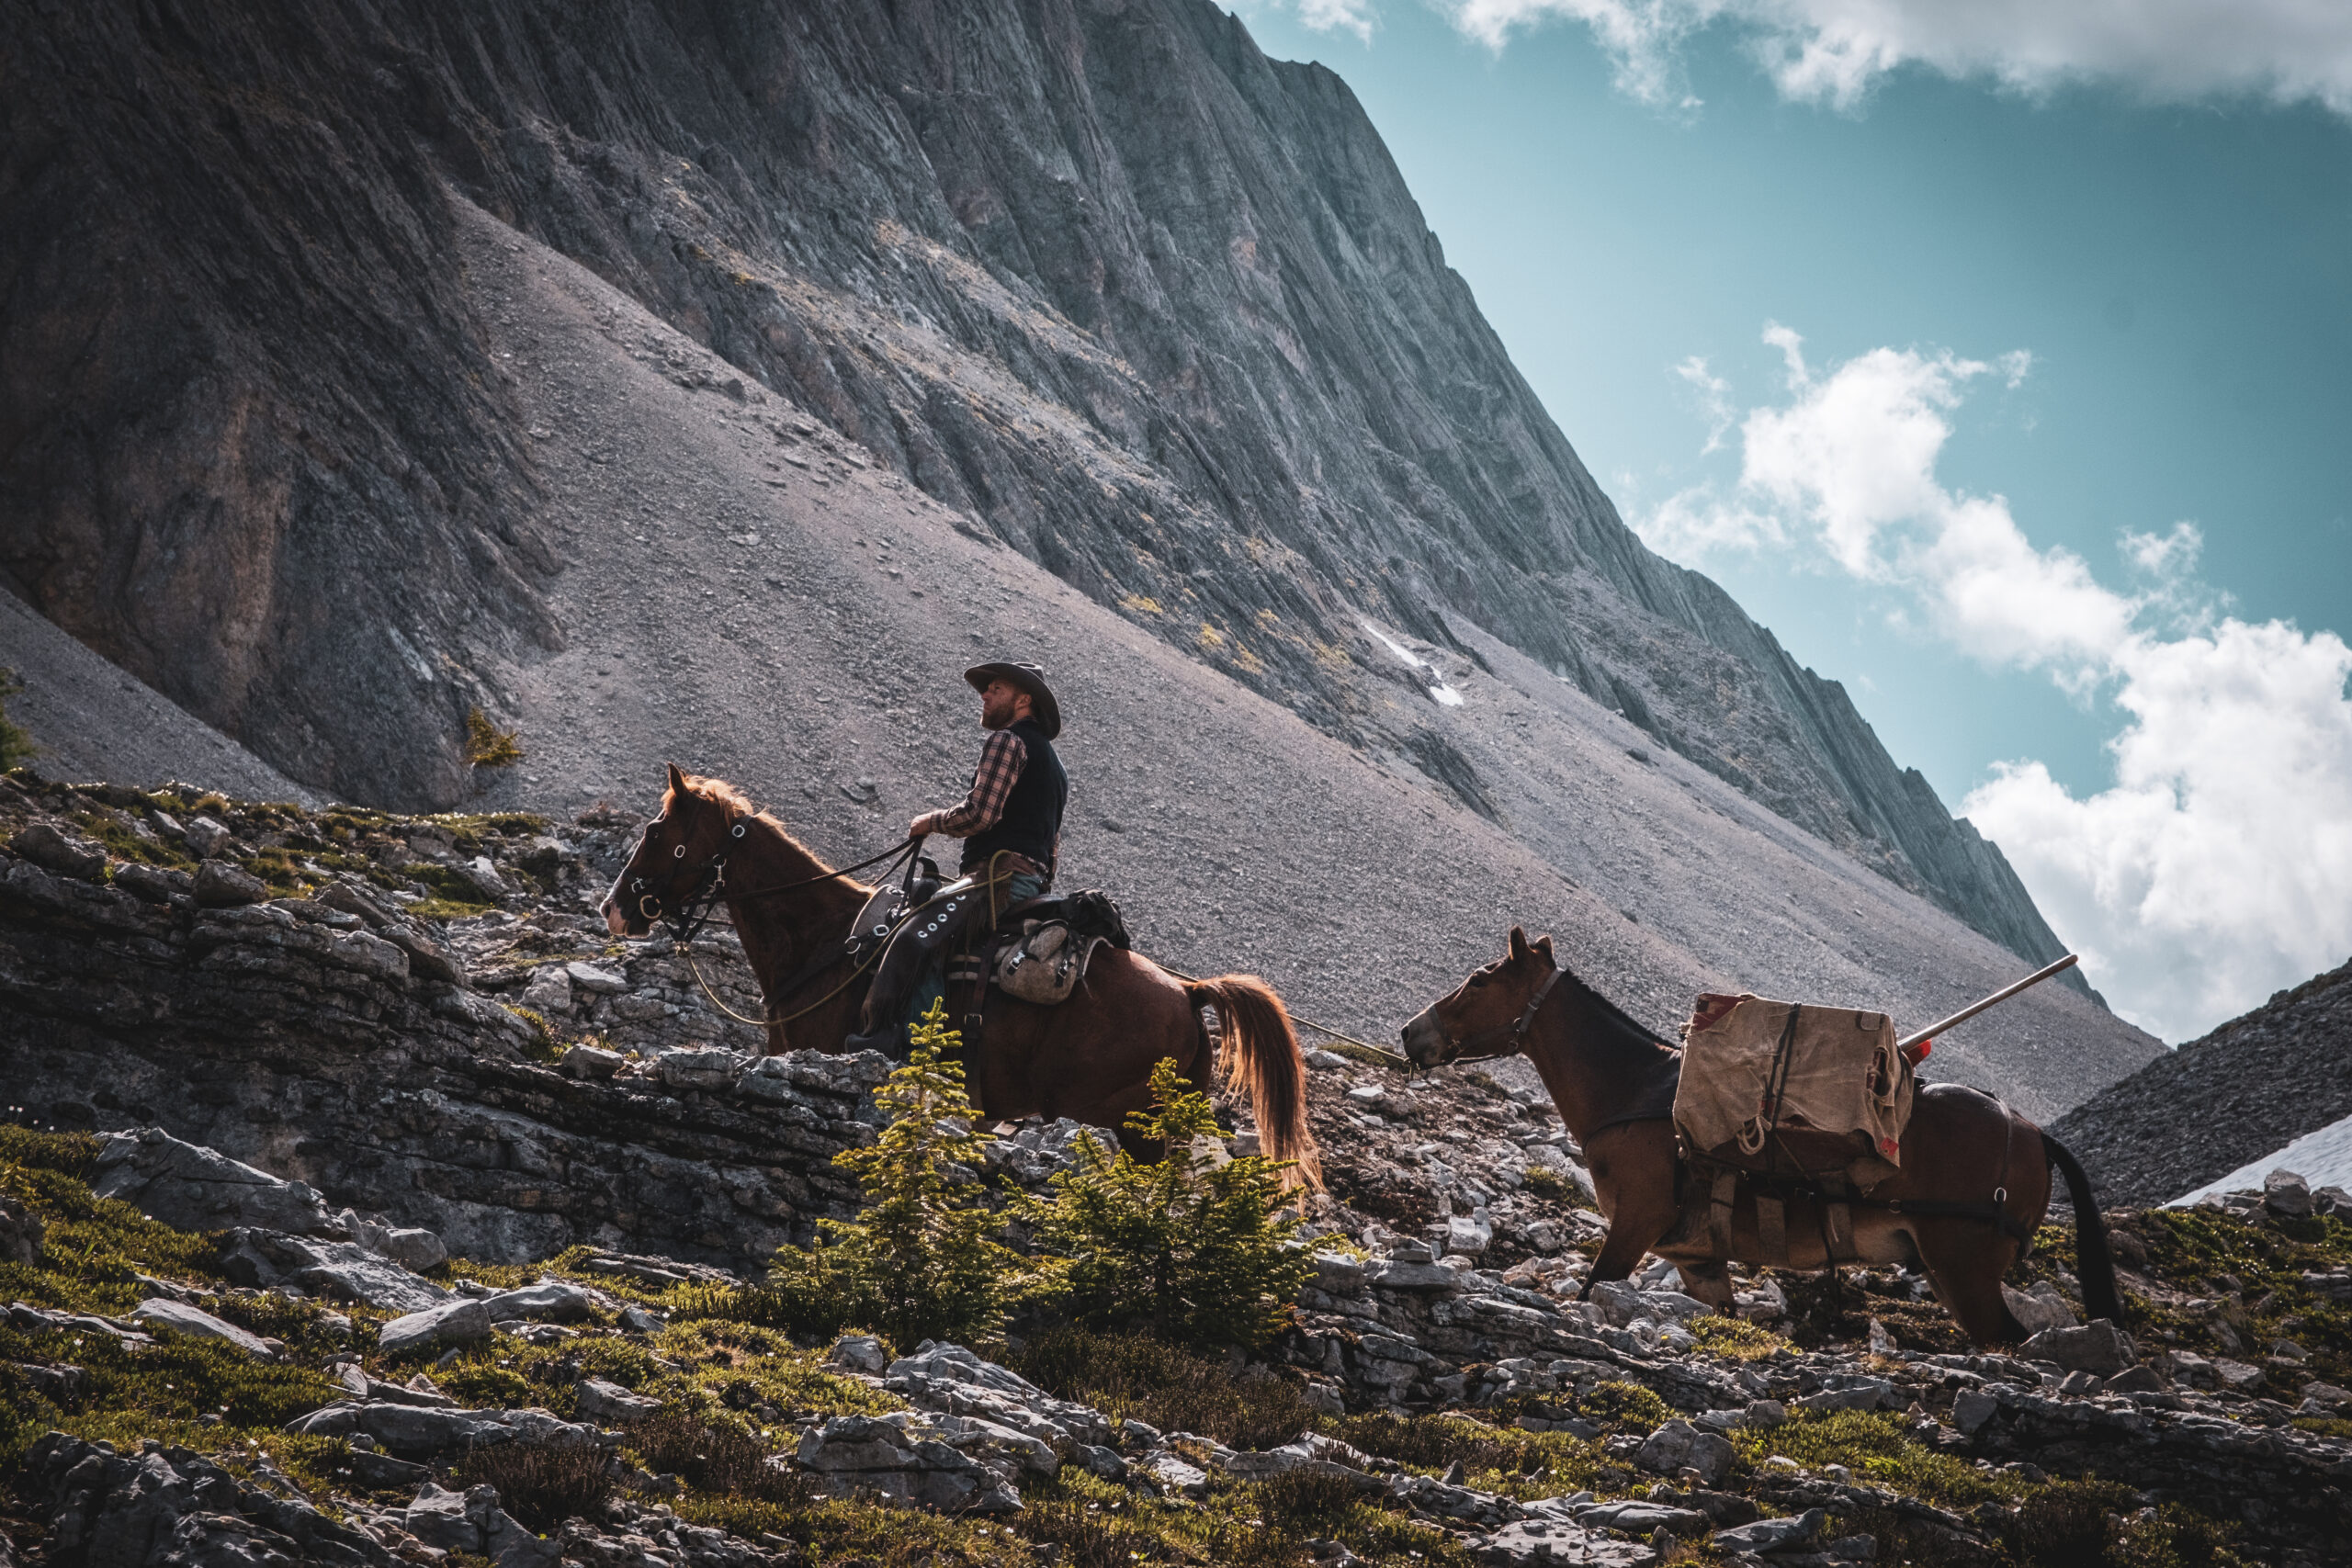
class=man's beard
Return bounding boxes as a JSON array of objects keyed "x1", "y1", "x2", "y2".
[{"x1": 981, "y1": 695, "x2": 1017, "y2": 728}]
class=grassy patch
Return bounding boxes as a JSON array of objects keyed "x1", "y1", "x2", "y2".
[
  {"x1": 1688, "y1": 1314, "x2": 1788, "y2": 1360},
  {"x1": 1735, "y1": 1409, "x2": 2020, "y2": 1509},
  {"x1": 1010, "y1": 1326, "x2": 1319, "y2": 1450}
]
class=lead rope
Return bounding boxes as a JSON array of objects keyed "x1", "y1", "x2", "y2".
[
  {"x1": 676, "y1": 940, "x2": 885, "y2": 1031},
  {"x1": 1153, "y1": 963, "x2": 1409, "y2": 1064}
]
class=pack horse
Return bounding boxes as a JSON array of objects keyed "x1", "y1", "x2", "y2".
[
  {"x1": 1402, "y1": 928, "x2": 2119, "y2": 1348},
  {"x1": 604, "y1": 766, "x2": 1320, "y2": 1183}
]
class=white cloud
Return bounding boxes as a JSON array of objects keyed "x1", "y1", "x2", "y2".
[
  {"x1": 1658, "y1": 325, "x2": 2352, "y2": 1042},
  {"x1": 1242, "y1": 0, "x2": 1380, "y2": 46},
  {"x1": 1420, "y1": 0, "x2": 2352, "y2": 115}
]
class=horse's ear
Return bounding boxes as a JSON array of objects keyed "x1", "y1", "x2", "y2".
[
  {"x1": 1508, "y1": 925, "x2": 1530, "y2": 959},
  {"x1": 1532, "y1": 933, "x2": 1555, "y2": 964},
  {"x1": 665, "y1": 761, "x2": 688, "y2": 796}
]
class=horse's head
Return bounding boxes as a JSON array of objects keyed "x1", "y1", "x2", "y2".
[
  {"x1": 602, "y1": 763, "x2": 749, "y2": 938},
  {"x1": 1400, "y1": 925, "x2": 1556, "y2": 1068}
]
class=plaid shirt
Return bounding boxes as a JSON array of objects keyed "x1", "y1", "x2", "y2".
[{"x1": 930, "y1": 728, "x2": 1052, "y2": 879}]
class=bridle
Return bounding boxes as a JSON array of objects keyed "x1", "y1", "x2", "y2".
[
  {"x1": 1431, "y1": 959, "x2": 1567, "y2": 1066},
  {"x1": 620, "y1": 815, "x2": 924, "y2": 1029},
  {"x1": 624, "y1": 818, "x2": 918, "y2": 944}
]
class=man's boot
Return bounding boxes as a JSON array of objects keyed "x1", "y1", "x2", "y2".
[{"x1": 842, "y1": 882, "x2": 987, "y2": 1055}]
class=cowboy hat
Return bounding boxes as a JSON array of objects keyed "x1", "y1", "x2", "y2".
[{"x1": 964, "y1": 660, "x2": 1063, "y2": 739}]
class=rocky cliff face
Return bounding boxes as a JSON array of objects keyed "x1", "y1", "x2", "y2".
[
  {"x1": 2, "y1": 0, "x2": 2072, "y2": 974},
  {"x1": 2051, "y1": 957, "x2": 2352, "y2": 1208}
]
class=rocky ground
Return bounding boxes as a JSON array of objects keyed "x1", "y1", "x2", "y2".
[{"x1": 4, "y1": 774, "x2": 2351, "y2": 1565}]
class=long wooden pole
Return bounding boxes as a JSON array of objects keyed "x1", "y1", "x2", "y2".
[{"x1": 1898, "y1": 953, "x2": 2080, "y2": 1053}]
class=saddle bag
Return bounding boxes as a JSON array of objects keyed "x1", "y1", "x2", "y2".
[
  {"x1": 1673, "y1": 993, "x2": 1916, "y2": 1190},
  {"x1": 993, "y1": 919, "x2": 1104, "y2": 1005}
]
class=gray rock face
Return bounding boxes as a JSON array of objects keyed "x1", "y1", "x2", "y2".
[
  {"x1": 2, "y1": 855, "x2": 887, "y2": 1268},
  {"x1": 2052, "y1": 954, "x2": 2352, "y2": 1204},
  {"x1": 94, "y1": 1128, "x2": 335, "y2": 1236},
  {"x1": 0, "y1": 0, "x2": 2079, "y2": 975}
]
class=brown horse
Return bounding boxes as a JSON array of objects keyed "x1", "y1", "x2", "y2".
[
  {"x1": 1399, "y1": 927, "x2": 2120, "y2": 1347},
  {"x1": 601, "y1": 766, "x2": 1320, "y2": 1183}
]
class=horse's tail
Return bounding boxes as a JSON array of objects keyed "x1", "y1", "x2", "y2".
[
  {"x1": 1186, "y1": 975, "x2": 1323, "y2": 1190},
  {"x1": 2041, "y1": 1132, "x2": 2123, "y2": 1324}
]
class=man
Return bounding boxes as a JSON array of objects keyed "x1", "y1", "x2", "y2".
[{"x1": 845, "y1": 660, "x2": 1068, "y2": 1054}]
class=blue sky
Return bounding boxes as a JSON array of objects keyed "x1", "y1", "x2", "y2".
[{"x1": 1231, "y1": 1, "x2": 2352, "y2": 1042}]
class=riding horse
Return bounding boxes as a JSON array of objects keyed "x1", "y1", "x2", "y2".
[
  {"x1": 1399, "y1": 927, "x2": 2120, "y2": 1347},
  {"x1": 602, "y1": 766, "x2": 1320, "y2": 1184}
]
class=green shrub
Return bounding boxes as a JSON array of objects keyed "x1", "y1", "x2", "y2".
[
  {"x1": 453, "y1": 1438, "x2": 614, "y2": 1531},
  {"x1": 1023, "y1": 1056, "x2": 1312, "y2": 1350},
  {"x1": 765, "y1": 1004, "x2": 1037, "y2": 1351},
  {"x1": 463, "y1": 708, "x2": 525, "y2": 769},
  {"x1": 628, "y1": 1404, "x2": 804, "y2": 1503}
]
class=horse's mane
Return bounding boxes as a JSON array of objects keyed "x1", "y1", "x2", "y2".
[
  {"x1": 668, "y1": 773, "x2": 836, "y2": 874},
  {"x1": 1559, "y1": 961, "x2": 1678, "y2": 1052}
]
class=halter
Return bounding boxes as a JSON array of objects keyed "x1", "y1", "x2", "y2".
[{"x1": 1439, "y1": 960, "x2": 1567, "y2": 1065}]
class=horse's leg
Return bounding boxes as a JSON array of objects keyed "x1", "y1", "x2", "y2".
[
  {"x1": 1910, "y1": 1218, "x2": 2030, "y2": 1347},
  {"x1": 1578, "y1": 1122, "x2": 1679, "y2": 1297},
  {"x1": 1678, "y1": 1258, "x2": 1735, "y2": 1313}
]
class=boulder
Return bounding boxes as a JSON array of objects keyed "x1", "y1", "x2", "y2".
[
  {"x1": 2020, "y1": 1319, "x2": 2137, "y2": 1376},
  {"x1": 2264, "y1": 1168, "x2": 2313, "y2": 1217},
  {"x1": 1715, "y1": 1509, "x2": 1826, "y2": 1556},
  {"x1": 1470, "y1": 1517, "x2": 1658, "y2": 1565},
  {"x1": 1951, "y1": 1389, "x2": 2002, "y2": 1435},
  {"x1": 1632, "y1": 1419, "x2": 1734, "y2": 1486},
  {"x1": 2211, "y1": 1358, "x2": 2267, "y2": 1393},
  {"x1": 1791, "y1": 1377, "x2": 1896, "y2": 1414},
  {"x1": 520, "y1": 965, "x2": 573, "y2": 1013},
  {"x1": 479, "y1": 1281, "x2": 600, "y2": 1323},
  {"x1": 1142, "y1": 1451, "x2": 1209, "y2": 1498},
  {"x1": 563, "y1": 1043, "x2": 627, "y2": 1079},
  {"x1": 287, "y1": 1401, "x2": 602, "y2": 1459},
  {"x1": 94, "y1": 1128, "x2": 336, "y2": 1235},
  {"x1": 565, "y1": 961, "x2": 628, "y2": 993},
  {"x1": 1577, "y1": 1499, "x2": 1709, "y2": 1535},
  {"x1": 1447, "y1": 1208, "x2": 1495, "y2": 1258},
  {"x1": 2002, "y1": 1280, "x2": 2077, "y2": 1336},
  {"x1": 795, "y1": 1415, "x2": 1021, "y2": 1512},
  {"x1": 379, "y1": 1298, "x2": 492, "y2": 1355},
  {"x1": 112, "y1": 862, "x2": 193, "y2": 902},
  {"x1": 11, "y1": 823, "x2": 107, "y2": 879},
  {"x1": 130, "y1": 1298, "x2": 279, "y2": 1359},
  {"x1": 826, "y1": 1334, "x2": 890, "y2": 1374},
  {"x1": 1367, "y1": 1258, "x2": 1464, "y2": 1292},
  {"x1": 0, "y1": 1194, "x2": 43, "y2": 1265},
  {"x1": 192, "y1": 859, "x2": 270, "y2": 906},
  {"x1": 404, "y1": 1482, "x2": 562, "y2": 1568},
  {"x1": 575, "y1": 1378, "x2": 662, "y2": 1423},
  {"x1": 218, "y1": 1228, "x2": 451, "y2": 1314}
]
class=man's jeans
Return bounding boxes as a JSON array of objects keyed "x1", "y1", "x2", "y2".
[{"x1": 859, "y1": 870, "x2": 1046, "y2": 1054}]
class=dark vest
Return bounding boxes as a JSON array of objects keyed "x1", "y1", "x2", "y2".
[{"x1": 964, "y1": 717, "x2": 1066, "y2": 878}]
